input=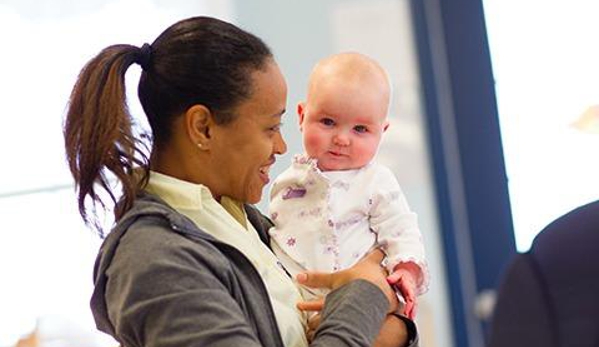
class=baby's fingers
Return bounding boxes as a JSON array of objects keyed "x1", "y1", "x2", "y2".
[
  {"x1": 403, "y1": 298, "x2": 415, "y2": 319},
  {"x1": 386, "y1": 272, "x2": 401, "y2": 285},
  {"x1": 397, "y1": 277, "x2": 416, "y2": 302}
]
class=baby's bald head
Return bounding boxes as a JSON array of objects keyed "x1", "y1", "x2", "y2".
[
  {"x1": 306, "y1": 52, "x2": 391, "y2": 113},
  {"x1": 297, "y1": 52, "x2": 392, "y2": 171}
]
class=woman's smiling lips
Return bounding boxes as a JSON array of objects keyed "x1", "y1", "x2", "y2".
[{"x1": 259, "y1": 161, "x2": 274, "y2": 184}]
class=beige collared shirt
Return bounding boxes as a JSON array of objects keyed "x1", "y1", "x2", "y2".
[{"x1": 145, "y1": 171, "x2": 308, "y2": 347}]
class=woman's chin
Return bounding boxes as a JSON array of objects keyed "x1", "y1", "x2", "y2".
[
  {"x1": 245, "y1": 186, "x2": 264, "y2": 204},
  {"x1": 246, "y1": 194, "x2": 262, "y2": 205}
]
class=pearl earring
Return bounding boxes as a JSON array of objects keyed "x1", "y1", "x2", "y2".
[{"x1": 197, "y1": 143, "x2": 204, "y2": 149}]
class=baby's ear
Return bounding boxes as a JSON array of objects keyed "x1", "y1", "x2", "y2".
[{"x1": 297, "y1": 102, "x2": 306, "y2": 130}]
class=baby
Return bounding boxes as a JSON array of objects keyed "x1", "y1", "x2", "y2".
[{"x1": 269, "y1": 52, "x2": 428, "y2": 320}]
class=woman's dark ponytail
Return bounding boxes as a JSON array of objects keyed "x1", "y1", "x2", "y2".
[{"x1": 64, "y1": 44, "x2": 150, "y2": 235}]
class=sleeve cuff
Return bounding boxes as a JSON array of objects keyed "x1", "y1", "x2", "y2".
[{"x1": 390, "y1": 313, "x2": 419, "y2": 347}]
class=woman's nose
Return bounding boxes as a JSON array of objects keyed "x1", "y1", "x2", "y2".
[{"x1": 274, "y1": 131, "x2": 287, "y2": 155}]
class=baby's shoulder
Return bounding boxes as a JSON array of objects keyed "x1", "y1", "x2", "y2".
[{"x1": 361, "y1": 162, "x2": 397, "y2": 181}]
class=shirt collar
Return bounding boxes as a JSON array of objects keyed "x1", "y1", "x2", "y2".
[
  {"x1": 144, "y1": 170, "x2": 212, "y2": 211},
  {"x1": 144, "y1": 170, "x2": 247, "y2": 230}
]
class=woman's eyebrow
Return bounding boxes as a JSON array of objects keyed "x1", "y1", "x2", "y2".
[{"x1": 270, "y1": 109, "x2": 286, "y2": 118}]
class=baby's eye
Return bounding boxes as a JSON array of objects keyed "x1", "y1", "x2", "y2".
[
  {"x1": 320, "y1": 118, "x2": 335, "y2": 126},
  {"x1": 354, "y1": 125, "x2": 368, "y2": 133}
]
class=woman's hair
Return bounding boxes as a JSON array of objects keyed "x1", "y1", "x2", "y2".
[{"x1": 64, "y1": 16, "x2": 273, "y2": 233}]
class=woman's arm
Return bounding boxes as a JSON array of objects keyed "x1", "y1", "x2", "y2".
[
  {"x1": 103, "y1": 224, "x2": 273, "y2": 347},
  {"x1": 373, "y1": 314, "x2": 418, "y2": 347},
  {"x1": 101, "y1": 221, "x2": 417, "y2": 347}
]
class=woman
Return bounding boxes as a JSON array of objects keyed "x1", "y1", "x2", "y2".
[{"x1": 64, "y1": 16, "x2": 418, "y2": 347}]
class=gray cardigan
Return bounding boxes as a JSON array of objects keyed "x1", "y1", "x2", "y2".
[{"x1": 91, "y1": 193, "x2": 418, "y2": 347}]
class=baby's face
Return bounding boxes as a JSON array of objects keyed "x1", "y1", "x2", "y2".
[{"x1": 299, "y1": 82, "x2": 388, "y2": 171}]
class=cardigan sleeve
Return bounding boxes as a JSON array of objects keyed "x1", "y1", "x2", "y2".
[{"x1": 103, "y1": 223, "x2": 271, "y2": 347}]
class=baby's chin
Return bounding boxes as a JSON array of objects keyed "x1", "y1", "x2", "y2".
[{"x1": 317, "y1": 160, "x2": 356, "y2": 172}]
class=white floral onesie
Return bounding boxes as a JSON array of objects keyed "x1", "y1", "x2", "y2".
[{"x1": 269, "y1": 154, "x2": 429, "y2": 298}]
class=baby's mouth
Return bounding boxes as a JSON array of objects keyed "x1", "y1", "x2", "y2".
[{"x1": 328, "y1": 150, "x2": 346, "y2": 157}]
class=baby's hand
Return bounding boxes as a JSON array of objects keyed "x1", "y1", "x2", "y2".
[{"x1": 386, "y1": 262, "x2": 419, "y2": 319}]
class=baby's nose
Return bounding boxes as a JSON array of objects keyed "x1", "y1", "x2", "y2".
[{"x1": 333, "y1": 132, "x2": 350, "y2": 146}]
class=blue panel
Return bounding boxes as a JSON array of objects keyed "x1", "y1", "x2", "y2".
[
  {"x1": 439, "y1": 0, "x2": 516, "y2": 291},
  {"x1": 410, "y1": 0, "x2": 517, "y2": 345}
]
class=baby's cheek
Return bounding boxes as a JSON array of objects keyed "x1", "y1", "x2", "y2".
[
  {"x1": 354, "y1": 144, "x2": 377, "y2": 165},
  {"x1": 304, "y1": 132, "x2": 325, "y2": 156}
]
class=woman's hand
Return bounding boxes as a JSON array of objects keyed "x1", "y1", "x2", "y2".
[
  {"x1": 296, "y1": 250, "x2": 411, "y2": 347},
  {"x1": 304, "y1": 313, "x2": 321, "y2": 342},
  {"x1": 296, "y1": 249, "x2": 399, "y2": 312},
  {"x1": 296, "y1": 297, "x2": 324, "y2": 342}
]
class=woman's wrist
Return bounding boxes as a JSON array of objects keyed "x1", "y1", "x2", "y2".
[{"x1": 389, "y1": 313, "x2": 419, "y2": 347}]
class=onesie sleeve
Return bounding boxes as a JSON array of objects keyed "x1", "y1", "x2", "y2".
[{"x1": 369, "y1": 166, "x2": 429, "y2": 295}]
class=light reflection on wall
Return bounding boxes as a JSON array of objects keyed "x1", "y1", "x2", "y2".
[{"x1": 483, "y1": 0, "x2": 599, "y2": 251}]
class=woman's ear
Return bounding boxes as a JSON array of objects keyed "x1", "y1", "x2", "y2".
[
  {"x1": 185, "y1": 104, "x2": 213, "y2": 149},
  {"x1": 297, "y1": 102, "x2": 306, "y2": 131}
]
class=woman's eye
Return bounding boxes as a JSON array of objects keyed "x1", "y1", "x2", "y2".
[
  {"x1": 270, "y1": 123, "x2": 282, "y2": 132},
  {"x1": 354, "y1": 125, "x2": 368, "y2": 133},
  {"x1": 321, "y1": 118, "x2": 335, "y2": 126}
]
